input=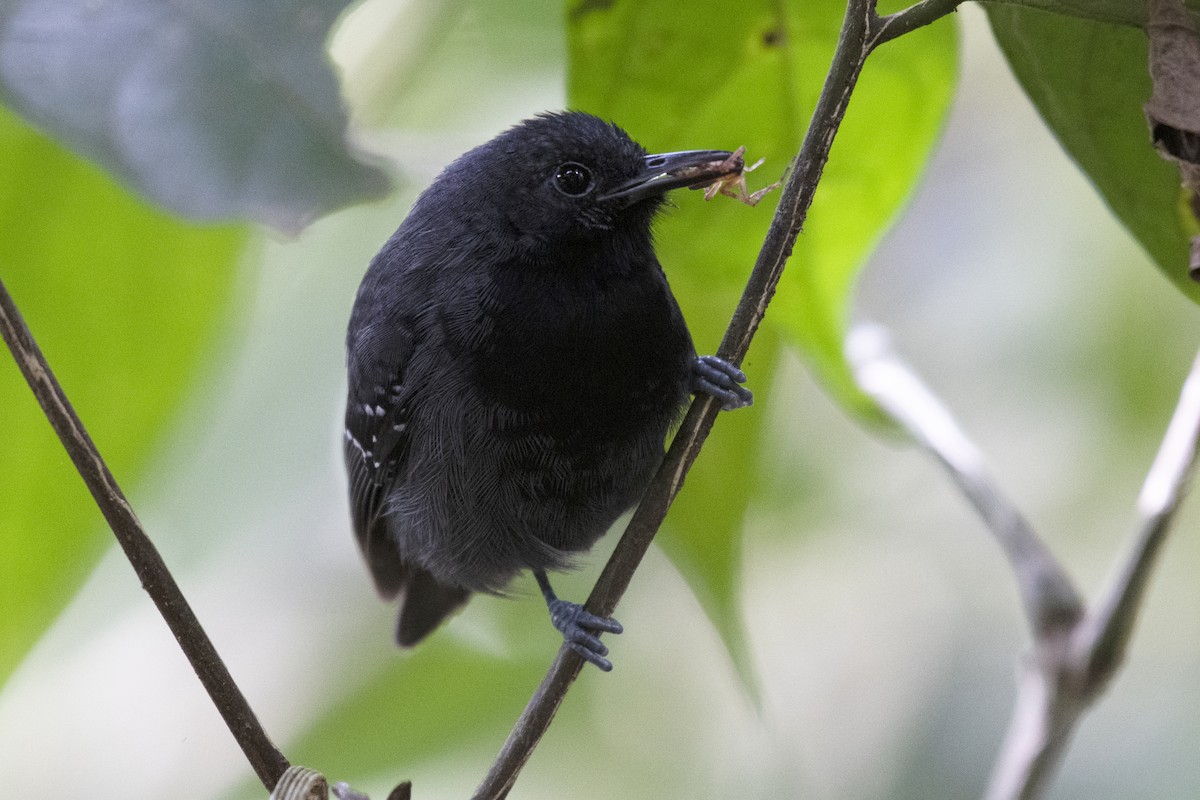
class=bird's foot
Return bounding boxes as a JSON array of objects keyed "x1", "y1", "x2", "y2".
[
  {"x1": 691, "y1": 355, "x2": 753, "y2": 410},
  {"x1": 536, "y1": 571, "x2": 623, "y2": 670},
  {"x1": 546, "y1": 599, "x2": 623, "y2": 671}
]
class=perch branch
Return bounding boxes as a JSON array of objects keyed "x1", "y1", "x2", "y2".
[
  {"x1": 0, "y1": 277, "x2": 290, "y2": 791},
  {"x1": 474, "y1": 0, "x2": 881, "y2": 796}
]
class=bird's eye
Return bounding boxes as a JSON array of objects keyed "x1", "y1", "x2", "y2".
[{"x1": 552, "y1": 162, "x2": 594, "y2": 197}]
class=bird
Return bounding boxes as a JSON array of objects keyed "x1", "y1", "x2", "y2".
[{"x1": 344, "y1": 111, "x2": 752, "y2": 671}]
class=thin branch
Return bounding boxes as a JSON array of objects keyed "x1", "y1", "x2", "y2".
[
  {"x1": 870, "y1": 0, "x2": 967, "y2": 48},
  {"x1": 847, "y1": 324, "x2": 1084, "y2": 634},
  {"x1": 0, "y1": 278, "x2": 290, "y2": 791},
  {"x1": 716, "y1": 0, "x2": 875, "y2": 363},
  {"x1": 473, "y1": 1, "x2": 881, "y2": 797},
  {"x1": 983, "y1": 630, "x2": 1086, "y2": 800},
  {"x1": 1077, "y1": 342, "x2": 1200, "y2": 690}
]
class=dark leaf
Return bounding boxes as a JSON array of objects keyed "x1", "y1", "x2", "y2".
[{"x1": 987, "y1": 5, "x2": 1200, "y2": 300}]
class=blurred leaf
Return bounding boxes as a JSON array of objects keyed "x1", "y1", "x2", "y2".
[
  {"x1": 0, "y1": 103, "x2": 246, "y2": 686},
  {"x1": 0, "y1": 0, "x2": 390, "y2": 233},
  {"x1": 567, "y1": 0, "x2": 956, "y2": 662},
  {"x1": 987, "y1": 5, "x2": 1200, "y2": 304},
  {"x1": 336, "y1": 0, "x2": 470, "y2": 127},
  {"x1": 339, "y1": 0, "x2": 565, "y2": 131},
  {"x1": 228, "y1": 594, "x2": 568, "y2": 800},
  {"x1": 282, "y1": 643, "x2": 536, "y2": 793}
]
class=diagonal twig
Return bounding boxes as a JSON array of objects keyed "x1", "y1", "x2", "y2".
[
  {"x1": 871, "y1": 0, "x2": 966, "y2": 47},
  {"x1": 1078, "y1": 340, "x2": 1200, "y2": 685},
  {"x1": 0, "y1": 277, "x2": 290, "y2": 791}
]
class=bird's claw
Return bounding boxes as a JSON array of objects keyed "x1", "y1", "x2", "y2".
[
  {"x1": 547, "y1": 599, "x2": 623, "y2": 672},
  {"x1": 691, "y1": 355, "x2": 753, "y2": 410}
]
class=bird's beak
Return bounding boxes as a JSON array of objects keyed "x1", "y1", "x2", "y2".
[{"x1": 600, "y1": 149, "x2": 740, "y2": 203}]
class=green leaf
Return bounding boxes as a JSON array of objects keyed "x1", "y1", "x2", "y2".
[
  {"x1": 567, "y1": 0, "x2": 956, "y2": 662},
  {"x1": 0, "y1": 103, "x2": 246, "y2": 686},
  {"x1": 986, "y1": 4, "x2": 1200, "y2": 304},
  {"x1": 0, "y1": 0, "x2": 390, "y2": 232}
]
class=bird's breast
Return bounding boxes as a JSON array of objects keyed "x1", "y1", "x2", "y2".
[{"x1": 449, "y1": 264, "x2": 693, "y2": 447}]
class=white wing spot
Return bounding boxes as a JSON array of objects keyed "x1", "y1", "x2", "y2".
[{"x1": 344, "y1": 429, "x2": 372, "y2": 461}]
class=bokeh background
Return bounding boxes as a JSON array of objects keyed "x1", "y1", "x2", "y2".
[{"x1": 1, "y1": 2, "x2": 1198, "y2": 798}]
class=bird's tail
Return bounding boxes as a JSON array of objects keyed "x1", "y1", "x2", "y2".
[{"x1": 397, "y1": 568, "x2": 471, "y2": 647}]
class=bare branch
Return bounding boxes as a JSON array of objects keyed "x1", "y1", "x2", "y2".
[
  {"x1": 983, "y1": 629, "x2": 1087, "y2": 800},
  {"x1": 715, "y1": 0, "x2": 875, "y2": 362},
  {"x1": 1076, "y1": 343, "x2": 1200, "y2": 692},
  {"x1": 0, "y1": 277, "x2": 289, "y2": 791},
  {"x1": 847, "y1": 324, "x2": 1084, "y2": 634},
  {"x1": 870, "y1": 0, "x2": 967, "y2": 48}
]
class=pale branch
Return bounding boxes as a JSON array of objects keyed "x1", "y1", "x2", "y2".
[
  {"x1": 849, "y1": 321, "x2": 1200, "y2": 800},
  {"x1": 471, "y1": 0, "x2": 947, "y2": 797},
  {"x1": 983, "y1": 628, "x2": 1086, "y2": 800},
  {"x1": 846, "y1": 324, "x2": 1083, "y2": 634},
  {"x1": 846, "y1": 322, "x2": 1083, "y2": 799},
  {"x1": 984, "y1": 341, "x2": 1200, "y2": 800},
  {"x1": 0, "y1": 277, "x2": 290, "y2": 791},
  {"x1": 1079, "y1": 343, "x2": 1200, "y2": 685}
]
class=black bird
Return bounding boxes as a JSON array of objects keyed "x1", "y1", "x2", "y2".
[{"x1": 344, "y1": 111, "x2": 752, "y2": 671}]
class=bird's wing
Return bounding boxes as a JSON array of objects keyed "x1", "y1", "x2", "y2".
[
  {"x1": 344, "y1": 318, "x2": 420, "y2": 599},
  {"x1": 344, "y1": 309, "x2": 474, "y2": 646}
]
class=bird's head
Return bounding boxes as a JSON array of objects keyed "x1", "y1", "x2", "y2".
[{"x1": 438, "y1": 112, "x2": 738, "y2": 256}]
